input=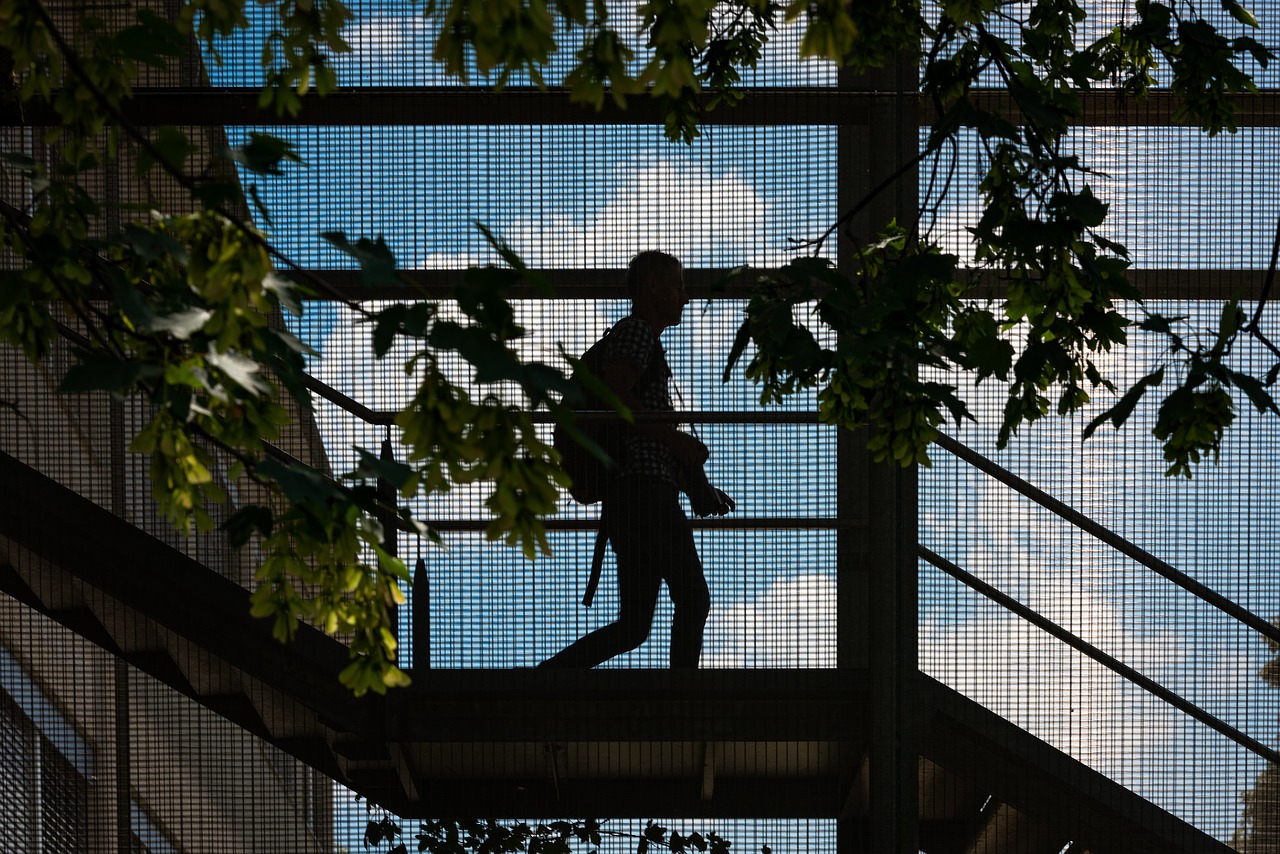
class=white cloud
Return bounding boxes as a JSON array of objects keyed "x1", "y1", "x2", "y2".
[
  {"x1": 308, "y1": 156, "x2": 773, "y2": 515},
  {"x1": 335, "y1": 16, "x2": 454, "y2": 85},
  {"x1": 420, "y1": 157, "x2": 777, "y2": 271},
  {"x1": 702, "y1": 574, "x2": 836, "y2": 668}
]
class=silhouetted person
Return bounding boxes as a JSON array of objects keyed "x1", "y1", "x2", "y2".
[{"x1": 540, "y1": 251, "x2": 733, "y2": 669}]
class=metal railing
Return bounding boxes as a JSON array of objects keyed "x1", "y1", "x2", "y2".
[
  {"x1": 32, "y1": 313, "x2": 1280, "y2": 762},
  {"x1": 923, "y1": 432, "x2": 1280, "y2": 773}
]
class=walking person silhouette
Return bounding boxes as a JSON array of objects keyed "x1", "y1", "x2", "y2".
[{"x1": 540, "y1": 251, "x2": 734, "y2": 668}]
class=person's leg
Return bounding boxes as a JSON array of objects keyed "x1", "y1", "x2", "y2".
[
  {"x1": 660, "y1": 495, "x2": 709, "y2": 668},
  {"x1": 538, "y1": 479, "x2": 662, "y2": 667}
]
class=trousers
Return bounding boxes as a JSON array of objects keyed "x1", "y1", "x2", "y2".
[{"x1": 540, "y1": 476, "x2": 710, "y2": 668}]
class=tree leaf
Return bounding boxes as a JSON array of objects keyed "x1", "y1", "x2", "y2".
[
  {"x1": 222, "y1": 504, "x2": 274, "y2": 546},
  {"x1": 152, "y1": 307, "x2": 213, "y2": 339},
  {"x1": 723, "y1": 320, "x2": 752, "y2": 383},
  {"x1": 229, "y1": 131, "x2": 303, "y2": 176},
  {"x1": 1227, "y1": 369, "x2": 1279, "y2": 415},
  {"x1": 59, "y1": 351, "x2": 162, "y2": 395},
  {"x1": 1082, "y1": 367, "x2": 1163, "y2": 440},
  {"x1": 348, "y1": 446, "x2": 418, "y2": 492},
  {"x1": 321, "y1": 231, "x2": 400, "y2": 288},
  {"x1": 114, "y1": 9, "x2": 186, "y2": 68}
]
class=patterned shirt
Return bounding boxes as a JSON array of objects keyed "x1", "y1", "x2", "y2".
[{"x1": 602, "y1": 315, "x2": 678, "y2": 485}]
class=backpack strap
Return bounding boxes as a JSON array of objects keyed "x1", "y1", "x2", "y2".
[
  {"x1": 581, "y1": 525, "x2": 609, "y2": 607},
  {"x1": 579, "y1": 324, "x2": 614, "y2": 608}
]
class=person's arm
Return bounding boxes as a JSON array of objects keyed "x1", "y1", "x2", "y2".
[{"x1": 601, "y1": 360, "x2": 707, "y2": 468}]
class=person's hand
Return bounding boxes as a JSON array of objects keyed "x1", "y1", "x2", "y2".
[
  {"x1": 670, "y1": 431, "x2": 709, "y2": 467},
  {"x1": 689, "y1": 486, "x2": 734, "y2": 517},
  {"x1": 707, "y1": 488, "x2": 735, "y2": 517},
  {"x1": 686, "y1": 471, "x2": 736, "y2": 517}
]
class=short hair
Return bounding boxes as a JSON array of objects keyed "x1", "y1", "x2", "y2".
[{"x1": 626, "y1": 251, "x2": 682, "y2": 300}]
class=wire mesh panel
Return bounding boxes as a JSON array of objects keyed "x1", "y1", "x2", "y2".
[
  {"x1": 206, "y1": 3, "x2": 837, "y2": 89},
  {"x1": 14, "y1": 0, "x2": 1280, "y2": 847},
  {"x1": 924, "y1": 125, "x2": 1280, "y2": 271},
  {"x1": 225, "y1": 124, "x2": 837, "y2": 270},
  {"x1": 296, "y1": 292, "x2": 839, "y2": 669},
  {"x1": 0, "y1": 596, "x2": 333, "y2": 853},
  {"x1": 331, "y1": 810, "x2": 838, "y2": 854},
  {"x1": 920, "y1": 298, "x2": 1280, "y2": 843}
]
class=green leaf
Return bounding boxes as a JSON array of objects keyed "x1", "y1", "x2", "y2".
[
  {"x1": 1058, "y1": 187, "x2": 1108, "y2": 228},
  {"x1": 263, "y1": 272, "x2": 306, "y2": 317},
  {"x1": 222, "y1": 504, "x2": 274, "y2": 546},
  {"x1": 1227, "y1": 369, "x2": 1279, "y2": 415},
  {"x1": 723, "y1": 320, "x2": 753, "y2": 383},
  {"x1": 321, "y1": 231, "x2": 400, "y2": 288},
  {"x1": 207, "y1": 345, "x2": 271, "y2": 395},
  {"x1": 152, "y1": 307, "x2": 213, "y2": 339},
  {"x1": 247, "y1": 184, "x2": 273, "y2": 226},
  {"x1": 190, "y1": 180, "x2": 241, "y2": 211},
  {"x1": 229, "y1": 131, "x2": 303, "y2": 176},
  {"x1": 257, "y1": 456, "x2": 339, "y2": 505},
  {"x1": 1223, "y1": 0, "x2": 1259, "y2": 29},
  {"x1": 114, "y1": 9, "x2": 186, "y2": 67},
  {"x1": 522, "y1": 361, "x2": 575, "y2": 404},
  {"x1": 348, "y1": 447, "x2": 418, "y2": 492},
  {"x1": 59, "y1": 352, "x2": 162, "y2": 395},
  {"x1": 429, "y1": 321, "x2": 523, "y2": 383},
  {"x1": 371, "y1": 303, "x2": 409, "y2": 358},
  {"x1": 1083, "y1": 367, "x2": 1163, "y2": 439},
  {"x1": 122, "y1": 222, "x2": 188, "y2": 265},
  {"x1": 137, "y1": 126, "x2": 192, "y2": 176},
  {"x1": 1139, "y1": 312, "x2": 1187, "y2": 335},
  {"x1": 261, "y1": 329, "x2": 314, "y2": 408},
  {"x1": 0, "y1": 152, "x2": 39, "y2": 173}
]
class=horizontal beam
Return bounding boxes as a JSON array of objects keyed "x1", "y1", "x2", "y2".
[
  {"x1": 390, "y1": 776, "x2": 847, "y2": 818},
  {"x1": 296, "y1": 267, "x2": 1272, "y2": 301},
  {"x1": 8, "y1": 88, "x2": 1280, "y2": 128},
  {"x1": 386, "y1": 668, "x2": 866, "y2": 742}
]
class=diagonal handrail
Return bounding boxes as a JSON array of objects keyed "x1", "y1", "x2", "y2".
[
  {"x1": 932, "y1": 431, "x2": 1280, "y2": 648},
  {"x1": 920, "y1": 544, "x2": 1280, "y2": 769}
]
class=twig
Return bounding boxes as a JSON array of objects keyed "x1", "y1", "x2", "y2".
[
  {"x1": 1246, "y1": 213, "x2": 1280, "y2": 333},
  {"x1": 790, "y1": 146, "x2": 935, "y2": 255}
]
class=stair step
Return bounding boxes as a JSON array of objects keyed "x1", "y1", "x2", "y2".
[
  {"x1": 921, "y1": 756, "x2": 986, "y2": 819},
  {"x1": 126, "y1": 648, "x2": 197, "y2": 697},
  {"x1": 276, "y1": 734, "x2": 346, "y2": 782},
  {"x1": 202, "y1": 692, "x2": 272, "y2": 740},
  {"x1": 967, "y1": 801, "x2": 1066, "y2": 854}
]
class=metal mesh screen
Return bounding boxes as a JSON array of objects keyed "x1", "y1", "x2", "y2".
[
  {"x1": 926, "y1": 125, "x2": 1280, "y2": 270},
  {"x1": 920, "y1": 295, "x2": 1280, "y2": 843},
  {"x1": 226, "y1": 124, "x2": 837, "y2": 270},
  {"x1": 8, "y1": 0, "x2": 1280, "y2": 850},
  {"x1": 300, "y1": 296, "x2": 837, "y2": 669}
]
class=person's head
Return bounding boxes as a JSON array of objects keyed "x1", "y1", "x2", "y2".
[{"x1": 628, "y1": 250, "x2": 686, "y2": 329}]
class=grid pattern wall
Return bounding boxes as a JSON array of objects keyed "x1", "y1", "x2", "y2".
[
  {"x1": 0, "y1": 598, "x2": 333, "y2": 853},
  {"x1": 925, "y1": 126, "x2": 1280, "y2": 270},
  {"x1": 331, "y1": 810, "x2": 837, "y2": 854},
  {"x1": 205, "y1": 5, "x2": 837, "y2": 89},
  {"x1": 8, "y1": 0, "x2": 1280, "y2": 850},
  {"x1": 231, "y1": 125, "x2": 837, "y2": 270},
  {"x1": 920, "y1": 295, "x2": 1280, "y2": 844}
]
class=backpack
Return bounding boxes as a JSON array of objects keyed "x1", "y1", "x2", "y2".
[{"x1": 554, "y1": 328, "x2": 625, "y2": 504}]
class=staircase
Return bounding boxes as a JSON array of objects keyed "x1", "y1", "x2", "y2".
[{"x1": 0, "y1": 449, "x2": 1239, "y2": 853}]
